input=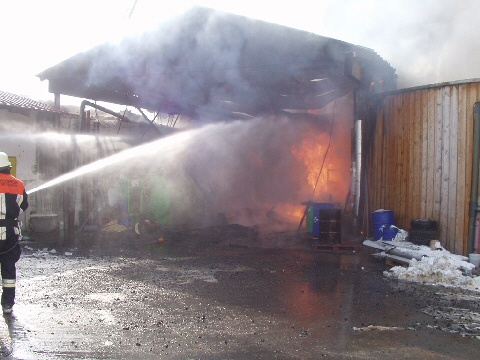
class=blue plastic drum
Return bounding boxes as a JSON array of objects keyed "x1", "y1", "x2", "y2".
[
  {"x1": 372, "y1": 210, "x2": 394, "y2": 241},
  {"x1": 381, "y1": 226, "x2": 398, "y2": 241}
]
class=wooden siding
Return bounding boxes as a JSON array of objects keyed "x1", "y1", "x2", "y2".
[{"x1": 368, "y1": 82, "x2": 480, "y2": 255}]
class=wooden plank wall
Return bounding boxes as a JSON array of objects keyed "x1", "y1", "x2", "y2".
[{"x1": 368, "y1": 82, "x2": 480, "y2": 255}]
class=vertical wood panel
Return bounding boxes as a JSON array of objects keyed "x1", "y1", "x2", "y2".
[
  {"x1": 380, "y1": 100, "x2": 389, "y2": 207},
  {"x1": 394, "y1": 95, "x2": 400, "y2": 221},
  {"x1": 440, "y1": 87, "x2": 451, "y2": 247},
  {"x1": 450, "y1": 87, "x2": 458, "y2": 250},
  {"x1": 405, "y1": 92, "x2": 423, "y2": 221},
  {"x1": 391, "y1": 96, "x2": 397, "y2": 216},
  {"x1": 420, "y1": 90, "x2": 427, "y2": 217},
  {"x1": 465, "y1": 84, "x2": 478, "y2": 250},
  {"x1": 407, "y1": 92, "x2": 414, "y2": 221},
  {"x1": 426, "y1": 89, "x2": 436, "y2": 218},
  {"x1": 456, "y1": 84, "x2": 467, "y2": 254},
  {"x1": 377, "y1": 101, "x2": 384, "y2": 209},
  {"x1": 387, "y1": 96, "x2": 396, "y2": 210},
  {"x1": 378, "y1": 100, "x2": 386, "y2": 210},
  {"x1": 398, "y1": 94, "x2": 407, "y2": 226},
  {"x1": 373, "y1": 103, "x2": 384, "y2": 211},
  {"x1": 433, "y1": 88, "x2": 443, "y2": 229},
  {"x1": 404, "y1": 94, "x2": 414, "y2": 225},
  {"x1": 419, "y1": 92, "x2": 428, "y2": 214},
  {"x1": 370, "y1": 108, "x2": 378, "y2": 213},
  {"x1": 449, "y1": 86, "x2": 459, "y2": 253}
]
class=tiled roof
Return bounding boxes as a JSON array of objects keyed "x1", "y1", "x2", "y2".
[{"x1": 0, "y1": 90, "x2": 63, "y2": 113}]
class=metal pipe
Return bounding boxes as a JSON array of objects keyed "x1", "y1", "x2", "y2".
[
  {"x1": 354, "y1": 120, "x2": 362, "y2": 217},
  {"x1": 383, "y1": 248, "x2": 424, "y2": 261},
  {"x1": 475, "y1": 213, "x2": 480, "y2": 253},
  {"x1": 364, "y1": 164, "x2": 369, "y2": 238},
  {"x1": 80, "y1": 100, "x2": 132, "y2": 124},
  {"x1": 137, "y1": 108, "x2": 163, "y2": 140},
  {"x1": 467, "y1": 102, "x2": 480, "y2": 255}
]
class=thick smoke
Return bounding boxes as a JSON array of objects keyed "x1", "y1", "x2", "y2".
[
  {"x1": 323, "y1": 0, "x2": 480, "y2": 88},
  {"x1": 180, "y1": 118, "x2": 310, "y2": 206},
  {"x1": 99, "y1": 117, "x2": 317, "y2": 228},
  {"x1": 85, "y1": 6, "x2": 342, "y2": 118},
  {"x1": 28, "y1": 115, "x2": 341, "y2": 229},
  {"x1": 85, "y1": 7, "x2": 256, "y2": 116}
]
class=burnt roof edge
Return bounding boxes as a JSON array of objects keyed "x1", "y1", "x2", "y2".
[{"x1": 375, "y1": 78, "x2": 480, "y2": 98}]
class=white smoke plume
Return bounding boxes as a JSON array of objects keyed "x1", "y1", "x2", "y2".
[{"x1": 321, "y1": 0, "x2": 480, "y2": 88}]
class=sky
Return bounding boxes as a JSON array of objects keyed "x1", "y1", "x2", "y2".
[{"x1": 1, "y1": 0, "x2": 480, "y2": 106}]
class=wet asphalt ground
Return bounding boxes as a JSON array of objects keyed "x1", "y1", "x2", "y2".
[{"x1": 1, "y1": 225, "x2": 480, "y2": 359}]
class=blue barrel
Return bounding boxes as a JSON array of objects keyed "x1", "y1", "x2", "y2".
[
  {"x1": 372, "y1": 210, "x2": 394, "y2": 241},
  {"x1": 312, "y1": 203, "x2": 335, "y2": 237},
  {"x1": 381, "y1": 226, "x2": 398, "y2": 241}
]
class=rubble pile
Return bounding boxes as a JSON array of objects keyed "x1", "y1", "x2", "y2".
[
  {"x1": 385, "y1": 254, "x2": 480, "y2": 291},
  {"x1": 364, "y1": 237, "x2": 480, "y2": 292}
]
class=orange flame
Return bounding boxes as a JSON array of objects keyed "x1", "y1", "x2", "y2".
[
  {"x1": 291, "y1": 132, "x2": 330, "y2": 190},
  {"x1": 291, "y1": 127, "x2": 350, "y2": 204}
]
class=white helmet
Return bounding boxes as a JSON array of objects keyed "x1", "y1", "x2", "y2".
[{"x1": 0, "y1": 152, "x2": 12, "y2": 168}]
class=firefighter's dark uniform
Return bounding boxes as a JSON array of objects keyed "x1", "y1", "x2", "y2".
[{"x1": 0, "y1": 170, "x2": 28, "y2": 311}]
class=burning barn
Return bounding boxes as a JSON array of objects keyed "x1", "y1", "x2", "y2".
[{"x1": 33, "y1": 7, "x2": 397, "y2": 243}]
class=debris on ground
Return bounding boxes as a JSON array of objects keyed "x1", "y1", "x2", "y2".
[
  {"x1": 101, "y1": 219, "x2": 130, "y2": 232},
  {"x1": 363, "y1": 238, "x2": 480, "y2": 292},
  {"x1": 385, "y1": 254, "x2": 480, "y2": 292},
  {"x1": 352, "y1": 325, "x2": 405, "y2": 332}
]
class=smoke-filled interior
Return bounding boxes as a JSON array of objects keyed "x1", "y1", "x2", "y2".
[{"x1": 25, "y1": 92, "x2": 353, "y2": 231}]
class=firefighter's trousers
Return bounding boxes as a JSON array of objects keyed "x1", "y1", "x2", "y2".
[{"x1": 0, "y1": 236, "x2": 21, "y2": 307}]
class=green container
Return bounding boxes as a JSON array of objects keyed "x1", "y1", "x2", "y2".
[
  {"x1": 147, "y1": 174, "x2": 172, "y2": 225},
  {"x1": 306, "y1": 206, "x2": 313, "y2": 233}
]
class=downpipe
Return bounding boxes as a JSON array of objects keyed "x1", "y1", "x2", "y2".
[
  {"x1": 354, "y1": 120, "x2": 362, "y2": 217},
  {"x1": 467, "y1": 102, "x2": 480, "y2": 255}
]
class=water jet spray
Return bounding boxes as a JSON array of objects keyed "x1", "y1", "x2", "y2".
[{"x1": 27, "y1": 128, "x2": 198, "y2": 195}]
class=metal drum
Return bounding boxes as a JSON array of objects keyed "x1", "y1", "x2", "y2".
[
  {"x1": 318, "y1": 209, "x2": 342, "y2": 243},
  {"x1": 311, "y1": 203, "x2": 334, "y2": 237}
]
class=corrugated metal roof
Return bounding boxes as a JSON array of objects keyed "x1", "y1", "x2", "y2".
[{"x1": 0, "y1": 90, "x2": 62, "y2": 113}]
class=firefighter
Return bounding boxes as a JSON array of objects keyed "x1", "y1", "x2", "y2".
[{"x1": 0, "y1": 152, "x2": 28, "y2": 314}]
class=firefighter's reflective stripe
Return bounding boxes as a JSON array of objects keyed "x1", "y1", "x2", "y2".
[
  {"x1": 0, "y1": 193, "x2": 5, "y2": 213},
  {"x1": 0, "y1": 194, "x2": 5, "y2": 240},
  {"x1": 16, "y1": 194, "x2": 25, "y2": 216},
  {"x1": 2, "y1": 279, "x2": 15, "y2": 288},
  {"x1": 0, "y1": 225, "x2": 21, "y2": 239}
]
